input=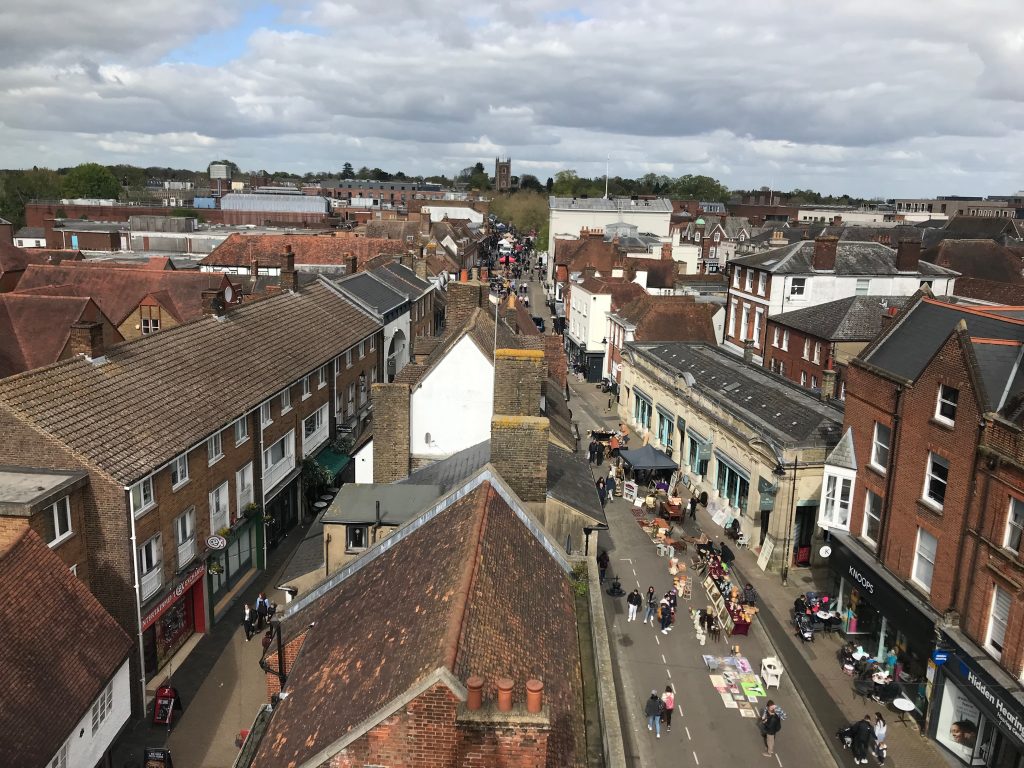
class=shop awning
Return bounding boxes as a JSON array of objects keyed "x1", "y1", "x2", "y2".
[
  {"x1": 619, "y1": 444, "x2": 678, "y2": 471},
  {"x1": 316, "y1": 447, "x2": 350, "y2": 476}
]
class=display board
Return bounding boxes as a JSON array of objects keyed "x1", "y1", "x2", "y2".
[{"x1": 623, "y1": 481, "x2": 638, "y2": 502}]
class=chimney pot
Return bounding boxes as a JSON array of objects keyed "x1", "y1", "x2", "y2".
[
  {"x1": 466, "y1": 676, "x2": 484, "y2": 711},
  {"x1": 496, "y1": 678, "x2": 514, "y2": 712},
  {"x1": 460, "y1": 268, "x2": 469, "y2": 283},
  {"x1": 480, "y1": 266, "x2": 489, "y2": 281},
  {"x1": 526, "y1": 679, "x2": 544, "y2": 713},
  {"x1": 660, "y1": 242, "x2": 673, "y2": 261},
  {"x1": 821, "y1": 367, "x2": 837, "y2": 401}
]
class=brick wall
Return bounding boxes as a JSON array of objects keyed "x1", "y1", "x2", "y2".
[
  {"x1": 762, "y1": 321, "x2": 830, "y2": 390},
  {"x1": 493, "y1": 349, "x2": 545, "y2": 418},
  {"x1": 543, "y1": 336, "x2": 567, "y2": 390},
  {"x1": 264, "y1": 629, "x2": 308, "y2": 700},
  {"x1": 372, "y1": 383, "x2": 411, "y2": 483},
  {"x1": 845, "y1": 331, "x2": 979, "y2": 615},
  {"x1": 445, "y1": 281, "x2": 487, "y2": 331},
  {"x1": 490, "y1": 416, "x2": 549, "y2": 503},
  {"x1": 324, "y1": 681, "x2": 549, "y2": 768},
  {"x1": 0, "y1": 516, "x2": 29, "y2": 552}
]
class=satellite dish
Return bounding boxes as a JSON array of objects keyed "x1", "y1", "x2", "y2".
[
  {"x1": 819, "y1": 545, "x2": 832, "y2": 558},
  {"x1": 224, "y1": 285, "x2": 234, "y2": 303}
]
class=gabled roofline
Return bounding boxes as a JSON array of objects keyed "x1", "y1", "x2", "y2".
[{"x1": 296, "y1": 667, "x2": 467, "y2": 768}]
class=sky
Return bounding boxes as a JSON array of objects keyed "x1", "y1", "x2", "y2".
[{"x1": 1, "y1": 0, "x2": 1023, "y2": 198}]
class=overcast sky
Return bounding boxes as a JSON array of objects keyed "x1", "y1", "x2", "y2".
[{"x1": 1, "y1": 0, "x2": 1022, "y2": 197}]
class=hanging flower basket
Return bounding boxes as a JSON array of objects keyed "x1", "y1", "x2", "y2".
[{"x1": 208, "y1": 562, "x2": 224, "y2": 576}]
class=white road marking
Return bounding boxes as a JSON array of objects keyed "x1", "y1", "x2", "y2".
[
  {"x1": 618, "y1": 557, "x2": 633, "y2": 563},
  {"x1": 684, "y1": 725, "x2": 691, "y2": 740},
  {"x1": 776, "y1": 756, "x2": 782, "y2": 767},
  {"x1": 666, "y1": 669, "x2": 672, "y2": 679},
  {"x1": 661, "y1": 654, "x2": 667, "y2": 664},
  {"x1": 631, "y1": 568, "x2": 637, "y2": 577},
  {"x1": 655, "y1": 634, "x2": 660, "y2": 645},
  {"x1": 693, "y1": 751, "x2": 700, "y2": 765}
]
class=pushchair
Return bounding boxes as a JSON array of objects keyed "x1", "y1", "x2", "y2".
[
  {"x1": 795, "y1": 613, "x2": 815, "y2": 642},
  {"x1": 836, "y1": 725, "x2": 854, "y2": 750}
]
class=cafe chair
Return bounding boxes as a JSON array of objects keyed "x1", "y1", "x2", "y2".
[{"x1": 736, "y1": 532, "x2": 750, "y2": 549}]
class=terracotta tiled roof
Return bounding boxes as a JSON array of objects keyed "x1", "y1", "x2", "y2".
[
  {"x1": 364, "y1": 220, "x2": 424, "y2": 241},
  {"x1": 616, "y1": 295, "x2": 720, "y2": 344},
  {"x1": 256, "y1": 475, "x2": 583, "y2": 768},
  {"x1": 0, "y1": 281, "x2": 379, "y2": 484},
  {"x1": 0, "y1": 530, "x2": 132, "y2": 768},
  {"x1": 200, "y1": 232, "x2": 408, "y2": 269},
  {"x1": 0, "y1": 294, "x2": 122, "y2": 378},
  {"x1": 558, "y1": 237, "x2": 623, "y2": 273},
  {"x1": 0, "y1": 241, "x2": 46, "y2": 275},
  {"x1": 954, "y1": 277, "x2": 1024, "y2": 305},
  {"x1": 26, "y1": 249, "x2": 83, "y2": 264},
  {"x1": 628, "y1": 257, "x2": 678, "y2": 289},
  {"x1": 15, "y1": 263, "x2": 235, "y2": 326}
]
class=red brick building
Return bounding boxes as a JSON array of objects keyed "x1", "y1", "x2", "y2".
[
  {"x1": 819, "y1": 293, "x2": 1024, "y2": 763},
  {"x1": 0, "y1": 278, "x2": 383, "y2": 714},
  {"x1": 249, "y1": 470, "x2": 586, "y2": 768},
  {"x1": 762, "y1": 295, "x2": 911, "y2": 397}
]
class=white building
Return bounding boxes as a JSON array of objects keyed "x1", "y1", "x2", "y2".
[
  {"x1": 723, "y1": 237, "x2": 958, "y2": 362},
  {"x1": 13, "y1": 226, "x2": 46, "y2": 248},
  {"x1": 547, "y1": 197, "x2": 672, "y2": 291},
  {"x1": 797, "y1": 207, "x2": 895, "y2": 225}
]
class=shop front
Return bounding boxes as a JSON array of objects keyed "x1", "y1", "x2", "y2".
[
  {"x1": 931, "y1": 639, "x2": 1024, "y2": 767},
  {"x1": 827, "y1": 532, "x2": 940, "y2": 717},
  {"x1": 206, "y1": 516, "x2": 262, "y2": 607},
  {"x1": 141, "y1": 562, "x2": 207, "y2": 680},
  {"x1": 264, "y1": 475, "x2": 300, "y2": 550}
]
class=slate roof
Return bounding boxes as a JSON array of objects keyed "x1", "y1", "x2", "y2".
[
  {"x1": 0, "y1": 295, "x2": 122, "y2": 378},
  {"x1": 333, "y1": 272, "x2": 406, "y2": 315},
  {"x1": 0, "y1": 280, "x2": 379, "y2": 484},
  {"x1": 323, "y1": 483, "x2": 442, "y2": 525},
  {"x1": 15, "y1": 263, "x2": 235, "y2": 326},
  {"x1": 256, "y1": 474, "x2": 583, "y2": 768},
  {"x1": 825, "y1": 428, "x2": 857, "y2": 471},
  {"x1": 940, "y1": 216, "x2": 1024, "y2": 241},
  {"x1": 549, "y1": 196, "x2": 672, "y2": 213},
  {"x1": 375, "y1": 261, "x2": 432, "y2": 297},
  {"x1": 200, "y1": 232, "x2": 407, "y2": 269},
  {"x1": 400, "y1": 440, "x2": 491, "y2": 492},
  {"x1": 729, "y1": 240, "x2": 957, "y2": 276},
  {"x1": 0, "y1": 530, "x2": 132, "y2": 768},
  {"x1": 863, "y1": 296, "x2": 1024, "y2": 415},
  {"x1": 630, "y1": 342, "x2": 844, "y2": 447},
  {"x1": 768, "y1": 295, "x2": 911, "y2": 342},
  {"x1": 14, "y1": 226, "x2": 44, "y2": 239},
  {"x1": 922, "y1": 239, "x2": 1024, "y2": 283},
  {"x1": 613, "y1": 295, "x2": 719, "y2": 344},
  {"x1": 547, "y1": 443, "x2": 605, "y2": 524}
]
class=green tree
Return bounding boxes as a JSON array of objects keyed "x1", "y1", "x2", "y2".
[
  {"x1": 340, "y1": 162, "x2": 354, "y2": 179},
  {"x1": 355, "y1": 166, "x2": 371, "y2": 180},
  {"x1": 0, "y1": 168, "x2": 63, "y2": 227},
  {"x1": 519, "y1": 174, "x2": 544, "y2": 193},
  {"x1": 489, "y1": 191, "x2": 549, "y2": 250},
  {"x1": 61, "y1": 163, "x2": 122, "y2": 200},
  {"x1": 552, "y1": 170, "x2": 580, "y2": 196}
]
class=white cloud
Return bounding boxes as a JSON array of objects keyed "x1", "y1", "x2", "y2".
[{"x1": 0, "y1": 0, "x2": 1022, "y2": 196}]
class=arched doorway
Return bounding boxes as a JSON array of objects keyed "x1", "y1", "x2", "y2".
[{"x1": 386, "y1": 329, "x2": 408, "y2": 382}]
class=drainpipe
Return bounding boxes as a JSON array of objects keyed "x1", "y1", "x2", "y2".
[
  {"x1": 957, "y1": 424, "x2": 993, "y2": 621},
  {"x1": 781, "y1": 456, "x2": 798, "y2": 586},
  {"x1": 126, "y1": 487, "x2": 148, "y2": 714}
]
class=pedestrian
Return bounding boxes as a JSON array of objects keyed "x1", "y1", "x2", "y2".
[
  {"x1": 588, "y1": 439, "x2": 597, "y2": 464},
  {"x1": 644, "y1": 586, "x2": 657, "y2": 625},
  {"x1": 659, "y1": 597, "x2": 672, "y2": 634},
  {"x1": 688, "y1": 496, "x2": 698, "y2": 520},
  {"x1": 261, "y1": 629, "x2": 273, "y2": 653},
  {"x1": 873, "y1": 712, "x2": 888, "y2": 765},
  {"x1": 606, "y1": 472, "x2": 617, "y2": 500},
  {"x1": 626, "y1": 588, "x2": 642, "y2": 621},
  {"x1": 850, "y1": 714, "x2": 874, "y2": 764},
  {"x1": 255, "y1": 591, "x2": 270, "y2": 630},
  {"x1": 596, "y1": 477, "x2": 607, "y2": 507},
  {"x1": 761, "y1": 700, "x2": 782, "y2": 757},
  {"x1": 644, "y1": 690, "x2": 663, "y2": 738},
  {"x1": 242, "y1": 603, "x2": 255, "y2": 641},
  {"x1": 597, "y1": 549, "x2": 610, "y2": 583},
  {"x1": 596, "y1": 442, "x2": 605, "y2": 466},
  {"x1": 661, "y1": 686, "x2": 676, "y2": 732}
]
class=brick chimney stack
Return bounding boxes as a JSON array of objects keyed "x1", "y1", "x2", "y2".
[
  {"x1": 743, "y1": 339, "x2": 755, "y2": 365},
  {"x1": 661, "y1": 242, "x2": 673, "y2": 261},
  {"x1": 69, "y1": 321, "x2": 105, "y2": 360},
  {"x1": 371, "y1": 383, "x2": 411, "y2": 483},
  {"x1": 414, "y1": 253, "x2": 428, "y2": 280},
  {"x1": 812, "y1": 235, "x2": 838, "y2": 272},
  {"x1": 491, "y1": 414, "x2": 550, "y2": 503},
  {"x1": 400, "y1": 251, "x2": 414, "y2": 270},
  {"x1": 896, "y1": 239, "x2": 921, "y2": 273},
  {"x1": 446, "y1": 282, "x2": 487, "y2": 331},
  {"x1": 821, "y1": 365, "x2": 837, "y2": 401},
  {"x1": 493, "y1": 349, "x2": 545, "y2": 417},
  {"x1": 201, "y1": 289, "x2": 227, "y2": 317}
]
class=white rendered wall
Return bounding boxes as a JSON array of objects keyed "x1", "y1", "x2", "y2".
[
  {"x1": 52, "y1": 660, "x2": 131, "y2": 768},
  {"x1": 410, "y1": 336, "x2": 493, "y2": 460}
]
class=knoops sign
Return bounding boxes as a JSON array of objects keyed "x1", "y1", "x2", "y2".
[{"x1": 848, "y1": 565, "x2": 875, "y2": 595}]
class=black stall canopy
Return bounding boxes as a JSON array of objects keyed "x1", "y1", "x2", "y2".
[{"x1": 618, "y1": 444, "x2": 678, "y2": 472}]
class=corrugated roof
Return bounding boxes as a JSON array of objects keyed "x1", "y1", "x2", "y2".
[{"x1": 0, "y1": 281, "x2": 380, "y2": 484}]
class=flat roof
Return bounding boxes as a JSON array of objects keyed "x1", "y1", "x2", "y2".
[
  {"x1": 322, "y1": 484, "x2": 442, "y2": 526},
  {"x1": 0, "y1": 467, "x2": 88, "y2": 514}
]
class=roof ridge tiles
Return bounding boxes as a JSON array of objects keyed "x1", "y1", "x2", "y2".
[{"x1": 443, "y1": 482, "x2": 491, "y2": 671}]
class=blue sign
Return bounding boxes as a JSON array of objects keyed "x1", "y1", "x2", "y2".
[{"x1": 932, "y1": 649, "x2": 950, "y2": 665}]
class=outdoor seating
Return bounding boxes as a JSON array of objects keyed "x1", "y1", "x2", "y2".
[{"x1": 761, "y1": 657, "x2": 783, "y2": 689}]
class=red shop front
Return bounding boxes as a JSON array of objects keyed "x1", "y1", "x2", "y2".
[{"x1": 142, "y1": 564, "x2": 207, "y2": 680}]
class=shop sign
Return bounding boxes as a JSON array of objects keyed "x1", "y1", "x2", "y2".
[
  {"x1": 962, "y1": 662, "x2": 1024, "y2": 747},
  {"x1": 932, "y1": 650, "x2": 949, "y2": 665},
  {"x1": 848, "y1": 565, "x2": 875, "y2": 595},
  {"x1": 142, "y1": 564, "x2": 206, "y2": 631}
]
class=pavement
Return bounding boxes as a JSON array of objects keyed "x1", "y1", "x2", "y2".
[
  {"x1": 111, "y1": 520, "x2": 312, "y2": 768},
  {"x1": 559, "y1": 307, "x2": 957, "y2": 768}
]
